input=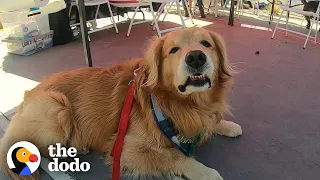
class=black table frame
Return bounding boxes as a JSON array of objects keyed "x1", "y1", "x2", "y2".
[
  {"x1": 228, "y1": 0, "x2": 236, "y2": 26},
  {"x1": 77, "y1": 0, "x2": 93, "y2": 67},
  {"x1": 269, "y1": 0, "x2": 276, "y2": 24}
]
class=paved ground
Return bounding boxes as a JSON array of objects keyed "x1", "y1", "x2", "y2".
[{"x1": 0, "y1": 9, "x2": 319, "y2": 180}]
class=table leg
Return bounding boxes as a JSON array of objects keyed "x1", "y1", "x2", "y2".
[
  {"x1": 228, "y1": 0, "x2": 235, "y2": 26},
  {"x1": 77, "y1": 0, "x2": 93, "y2": 67},
  {"x1": 288, "y1": 0, "x2": 292, "y2": 19},
  {"x1": 269, "y1": 0, "x2": 275, "y2": 24}
]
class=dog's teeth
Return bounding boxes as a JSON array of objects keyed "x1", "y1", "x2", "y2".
[{"x1": 190, "y1": 75, "x2": 206, "y2": 80}]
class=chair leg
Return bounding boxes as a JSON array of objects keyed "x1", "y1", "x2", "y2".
[
  {"x1": 304, "y1": 19, "x2": 314, "y2": 49},
  {"x1": 240, "y1": 1, "x2": 243, "y2": 16},
  {"x1": 236, "y1": 0, "x2": 240, "y2": 19},
  {"x1": 95, "y1": 5, "x2": 100, "y2": 21},
  {"x1": 153, "y1": 3, "x2": 166, "y2": 30},
  {"x1": 152, "y1": 3, "x2": 166, "y2": 27},
  {"x1": 271, "y1": 10, "x2": 284, "y2": 39},
  {"x1": 127, "y1": 2, "x2": 141, "y2": 37},
  {"x1": 162, "y1": 2, "x2": 173, "y2": 22},
  {"x1": 152, "y1": 5, "x2": 161, "y2": 26},
  {"x1": 193, "y1": 1, "x2": 196, "y2": 15},
  {"x1": 314, "y1": 15, "x2": 319, "y2": 44},
  {"x1": 176, "y1": 2, "x2": 179, "y2": 14},
  {"x1": 107, "y1": 1, "x2": 119, "y2": 34},
  {"x1": 257, "y1": 1, "x2": 259, "y2": 16},
  {"x1": 285, "y1": 10, "x2": 289, "y2": 37},
  {"x1": 138, "y1": 8, "x2": 145, "y2": 20},
  {"x1": 69, "y1": 4, "x2": 73, "y2": 17},
  {"x1": 208, "y1": 0, "x2": 212, "y2": 13},
  {"x1": 177, "y1": 1, "x2": 187, "y2": 28},
  {"x1": 92, "y1": 4, "x2": 100, "y2": 30},
  {"x1": 214, "y1": 0, "x2": 219, "y2": 18},
  {"x1": 241, "y1": 0, "x2": 244, "y2": 16},
  {"x1": 252, "y1": 1, "x2": 255, "y2": 14},
  {"x1": 149, "y1": 1, "x2": 162, "y2": 37},
  {"x1": 224, "y1": 0, "x2": 229, "y2": 8}
]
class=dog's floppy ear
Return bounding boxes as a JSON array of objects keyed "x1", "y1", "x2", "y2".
[
  {"x1": 209, "y1": 31, "x2": 233, "y2": 81},
  {"x1": 144, "y1": 36, "x2": 165, "y2": 89}
]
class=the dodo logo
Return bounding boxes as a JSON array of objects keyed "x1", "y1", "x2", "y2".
[{"x1": 7, "y1": 141, "x2": 41, "y2": 176}]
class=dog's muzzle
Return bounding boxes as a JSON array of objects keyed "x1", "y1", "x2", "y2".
[{"x1": 178, "y1": 50, "x2": 211, "y2": 93}]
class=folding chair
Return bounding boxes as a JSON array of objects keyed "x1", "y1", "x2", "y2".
[
  {"x1": 152, "y1": 0, "x2": 194, "y2": 27},
  {"x1": 122, "y1": 0, "x2": 189, "y2": 37},
  {"x1": 109, "y1": 0, "x2": 148, "y2": 21},
  {"x1": 69, "y1": 0, "x2": 119, "y2": 34},
  {"x1": 271, "y1": 0, "x2": 320, "y2": 48}
]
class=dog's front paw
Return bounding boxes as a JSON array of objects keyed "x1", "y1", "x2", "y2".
[
  {"x1": 200, "y1": 167, "x2": 223, "y2": 180},
  {"x1": 215, "y1": 120, "x2": 242, "y2": 137},
  {"x1": 184, "y1": 167, "x2": 223, "y2": 180}
]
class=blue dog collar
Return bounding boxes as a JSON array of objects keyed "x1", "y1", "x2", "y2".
[{"x1": 150, "y1": 95, "x2": 203, "y2": 157}]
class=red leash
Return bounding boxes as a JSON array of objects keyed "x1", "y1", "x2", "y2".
[{"x1": 110, "y1": 81, "x2": 135, "y2": 180}]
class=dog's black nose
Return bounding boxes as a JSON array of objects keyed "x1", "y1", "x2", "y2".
[{"x1": 185, "y1": 50, "x2": 207, "y2": 69}]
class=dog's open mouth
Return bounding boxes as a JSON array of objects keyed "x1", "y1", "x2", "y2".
[
  {"x1": 178, "y1": 73, "x2": 211, "y2": 92},
  {"x1": 188, "y1": 74, "x2": 208, "y2": 86}
]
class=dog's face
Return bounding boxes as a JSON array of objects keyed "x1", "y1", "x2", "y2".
[{"x1": 145, "y1": 27, "x2": 231, "y2": 95}]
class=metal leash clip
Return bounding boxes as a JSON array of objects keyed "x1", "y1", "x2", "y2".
[{"x1": 128, "y1": 67, "x2": 141, "y2": 85}]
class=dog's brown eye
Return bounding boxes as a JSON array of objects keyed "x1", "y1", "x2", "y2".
[
  {"x1": 169, "y1": 47, "x2": 180, "y2": 54},
  {"x1": 200, "y1": 40, "x2": 211, "y2": 48}
]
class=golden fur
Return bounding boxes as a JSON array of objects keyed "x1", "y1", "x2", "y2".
[{"x1": 0, "y1": 27, "x2": 242, "y2": 180}]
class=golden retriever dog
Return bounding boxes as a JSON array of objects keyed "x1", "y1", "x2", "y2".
[{"x1": 0, "y1": 27, "x2": 242, "y2": 180}]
